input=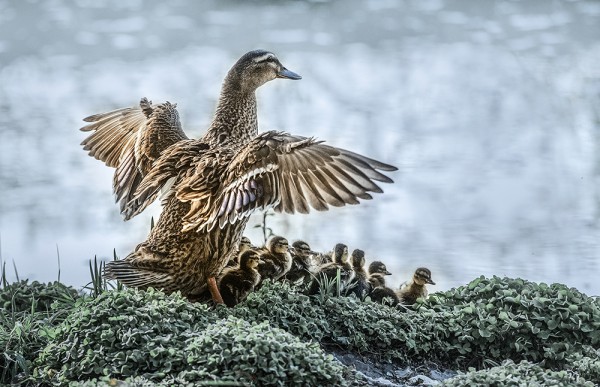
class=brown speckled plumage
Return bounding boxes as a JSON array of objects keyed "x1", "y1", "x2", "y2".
[
  {"x1": 367, "y1": 261, "x2": 399, "y2": 306},
  {"x1": 256, "y1": 236, "x2": 293, "y2": 283},
  {"x1": 345, "y1": 249, "x2": 370, "y2": 299},
  {"x1": 80, "y1": 50, "x2": 397, "y2": 299},
  {"x1": 218, "y1": 250, "x2": 261, "y2": 307},
  {"x1": 396, "y1": 267, "x2": 435, "y2": 305}
]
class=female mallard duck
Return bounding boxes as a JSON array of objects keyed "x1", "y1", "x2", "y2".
[
  {"x1": 367, "y1": 261, "x2": 399, "y2": 306},
  {"x1": 80, "y1": 50, "x2": 397, "y2": 303},
  {"x1": 284, "y1": 240, "x2": 316, "y2": 285},
  {"x1": 396, "y1": 267, "x2": 435, "y2": 306},
  {"x1": 345, "y1": 249, "x2": 370, "y2": 299},
  {"x1": 256, "y1": 236, "x2": 293, "y2": 284},
  {"x1": 218, "y1": 250, "x2": 261, "y2": 307},
  {"x1": 308, "y1": 243, "x2": 354, "y2": 295}
]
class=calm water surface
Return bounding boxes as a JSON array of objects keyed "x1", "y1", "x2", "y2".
[{"x1": 0, "y1": 0, "x2": 599, "y2": 294}]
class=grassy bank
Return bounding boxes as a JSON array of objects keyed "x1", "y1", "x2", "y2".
[{"x1": 1, "y1": 273, "x2": 599, "y2": 386}]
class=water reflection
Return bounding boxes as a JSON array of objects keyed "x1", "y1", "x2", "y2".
[{"x1": 0, "y1": 0, "x2": 599, "y2": 295}]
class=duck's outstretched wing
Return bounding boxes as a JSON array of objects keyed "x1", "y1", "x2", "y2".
[
  {"x1": 124, "y1": 139, "x2": 215, "y2": 220},
  {"x1": 80, "y1": 98, "x2": 188, "y2": 217},
  {"x1": 179, "y1": 131, "x2": 397, "y2": 231}
]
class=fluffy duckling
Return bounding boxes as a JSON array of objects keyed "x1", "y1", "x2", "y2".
[
  {"x1": 367, "y1": 261, "x2": 399, "y2": 306},
  {"x1": 367, "y1": 261, "x2": 392, "y2": 289},
  {"x1": 226, "y1": 236, "x2": 254, "y2": 268},
  {"x1": 257, "y1": 236, "x2": 292, "y2": 284},
  {"x1": 218, "y1": 250, "x2": 261, "y2": 307},
  {"x1": 308, "y1": 243, "x2": 354, "y2": 295},
  {"x1": 345, "y1": 249, "x2": 370, "y2": 299},
  {"x1": 396, "y1": 267, "x2": 435, "y2": 306},
  {"x1": 284, "y1": 240, "x2": 316, "y2": 284}
]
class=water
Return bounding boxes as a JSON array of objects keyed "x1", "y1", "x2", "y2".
[{"x1": 1, "y1": 0, "x2": 599, "y2": 295}]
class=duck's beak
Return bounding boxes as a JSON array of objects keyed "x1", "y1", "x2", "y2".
[
  {"x1": 427, "y1": 278, "x2": 436, "y2": 285},
  {"x1": 384, "y1": 270, "x2": 392, "y2": 276},
  {"x1": 277, "y1": 67, "x2": 302, "y2": 80}
]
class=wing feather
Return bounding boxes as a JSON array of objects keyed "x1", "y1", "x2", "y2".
[
  {"x1": 182, "y1": 131, "x2": 396, "y2": 231},
  {"x1": 80, "y1": 98, "x2": 188, "y2": 219}
]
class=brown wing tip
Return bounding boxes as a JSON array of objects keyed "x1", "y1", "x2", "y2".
[{"x1": 82, "y1": 114, "x2": 101, "y2": 123}]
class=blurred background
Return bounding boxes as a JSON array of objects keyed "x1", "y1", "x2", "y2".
[{"x1": 0, "y1": 0, "x2": 599, "y2": 294}]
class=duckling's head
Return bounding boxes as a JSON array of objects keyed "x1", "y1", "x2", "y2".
[
  {"x1": 351, "y1": 249, "x2": 366, "y2": 269},
  {"x1": 413, "y1": 267, "x2": 435, "y2": 286},
  {"x1": 267, "y1": 236, "x2": 290, "y2": 254},
  {"x1": 226, "y1": 50, "x2": 301, "y2": 94},
  {"x1": 292, "y1": 240, "x2": 314, "y2": 258},
  {"x1": 239, "y1": 250, "x2": 260, "y2": 270},
  {"x1": 332, "y1": 243, "x2": 349, "y2": 264},
  {"x1": 368, "y1": 261, "x2": 392, "y2": 276},
  {"x1": 239, "y1": 236, "x2": 252, "y2": 253}
]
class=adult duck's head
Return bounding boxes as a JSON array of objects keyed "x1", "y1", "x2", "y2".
[{"x1": 225, "y1": 50, "x2": 302, "y2": 94}]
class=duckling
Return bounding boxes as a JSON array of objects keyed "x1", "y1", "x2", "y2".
[
  {"x1": 308, "y1": 243, "x2": 354, "y2": 295},
  {"x1": 367, "y1": 261, "x2": 392, "y2": 289},
  {"x1": 367, "y1": 261, "x2": 399, "y2": 306},
  {"x1": 257, "y1": 236, "x2": 292, "y2": 283},
  {"x1": 226, "y1": 236, "x2": 254, "y2": 268},
  {"x1": 370, "y1": 287, "x2": 400, "y2": 306},
  {"x1": 284, "y1": 240, "x2": 316, "y2": 285},
  {"x1": 82, "y1": 49, "x2": 397, "y2": 303},
  {"x1": 396, "y1": 267, "x2": 435, "y2": 306},
  {"x1": 218, "y1": 250, "x2": 261, "y2": 307},
  {"x1": 344, "y1": 249, "x2": 370, "y2": 299}
]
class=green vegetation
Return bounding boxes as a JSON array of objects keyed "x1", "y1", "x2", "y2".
[
  {"x1": 441, "y1": 360, "x2": 595, "y2": 387},
  {"x1": 0, "y1": 273, "x2": 598, "y2": 386}
]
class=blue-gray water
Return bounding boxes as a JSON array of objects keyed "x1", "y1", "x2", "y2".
[{"x1": 0, "y1": 0, "x2": 599, "y2": 295}]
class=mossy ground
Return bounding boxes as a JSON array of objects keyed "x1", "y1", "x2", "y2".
[{"x1": 1, "y1": 276, "x2": 598, "y2": 386}]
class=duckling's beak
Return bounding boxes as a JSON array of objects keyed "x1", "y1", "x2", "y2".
[
  {"x1": 277, "y1": 67, "x2": 302, "y2": 80},
  {"x1": 384, "y1": 270, "x2": 392, "y2": 276},
  {"x1": 427, "y1": 278, "x2": 436, "y2": 285}
]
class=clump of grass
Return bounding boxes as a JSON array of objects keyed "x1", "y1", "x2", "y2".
[
  {"x1": 0, "y1": 280, "x2": 80, "y2": 385},
  {"x1": 83, "y1": 251, "x2": 123, "y2": 297}
]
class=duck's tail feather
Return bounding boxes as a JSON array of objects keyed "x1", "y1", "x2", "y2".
[{"x1": 104, "y1": 260, "x2": 173, "y2": 290}]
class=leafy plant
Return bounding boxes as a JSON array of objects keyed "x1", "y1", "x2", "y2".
[
  {"x1": 565, "y1": 346, "x2": 600, "y2": 385},
  {"x1": 442, "y1": 360, "x2": 595, "y2": 386},
  {"x1": 34, "y1": 288, "x2": 219, "y2": 385},
  {"x1": 182, "y1": 316, "x2": 358, "y2": 386},
  {"x1": 419, "y1": 276, "x2": 600, "y2": 366}
]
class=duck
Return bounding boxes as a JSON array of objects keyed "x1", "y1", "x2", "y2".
[
  {"x1": 80, "y1": 49, "x2": 397, "y2": 303},
  {"x1": 367, "y1": 261, "x2": 392, "y2": 289},
  {"x1": 218, "y1": 250, "x2": 261, "y2": 307},
  {"x1": 396, "y1": 267, "x2": 435, "y2": 306},
  {"x1": 225, "y1": 236, "x2": 254, "y2": 268},
  {"x1": 308, "y1": 243, "x2": 354, "y2": 295},
  {"x1": 367, "y1": 261, "x2": 399, "y2": 306},
  {"x1": 344, "y1": 249, "x2": 370, "y2": 299},
  {"x1": 255, "y1": 235, "x2": 293, "y2": 284},
  {"x1": 284, "y1": 240, "x2": 316, "y2": 285}
]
